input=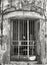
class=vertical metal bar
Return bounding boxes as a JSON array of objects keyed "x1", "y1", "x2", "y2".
[
  {"x1": 31, "y1": 20, "x2": 33, "y2": 55},
  {"x1": 32, "y1": 20, "x2": 34, "y2": 55},
  {"x1": 27, "y1": 20, "x2": 29, "y2": 58},
  {"x1": 18, "y1": 20, "x2": 20, "y2": 58},
  {"x1": 23, "y1": 21, "x2": 24, "y2": 35}
]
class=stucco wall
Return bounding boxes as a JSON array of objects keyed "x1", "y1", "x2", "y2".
[
  {"x1": 39, "y1": 19, "x2": 47, "y2": 64},
  {"x1": 0, "y1": 18, "x2": 10, "y2": 64},
  {"x1": 0, "y1": 0, "x2": 47, "y2": 64}
]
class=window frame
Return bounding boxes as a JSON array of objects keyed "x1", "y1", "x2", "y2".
[{"x1": 10, "y1": 19, "x2": 37, "y2": 61}]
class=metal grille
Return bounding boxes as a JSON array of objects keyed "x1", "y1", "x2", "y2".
[{"x1": 10, "y1": 19, "x2": 36, "y2": 61}]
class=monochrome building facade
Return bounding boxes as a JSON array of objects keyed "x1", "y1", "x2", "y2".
[{"x1": 0, "y1": 0, "x2": 47, "y2": 64}]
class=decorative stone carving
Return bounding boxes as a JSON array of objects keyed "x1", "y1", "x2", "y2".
[{"x1": 3, "y1": 0, "x2": 44, "y2": 15}]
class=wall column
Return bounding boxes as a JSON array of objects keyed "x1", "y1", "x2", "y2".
[{"x1": 40, "y1": 19, "x2": 46, "y2": 64}]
